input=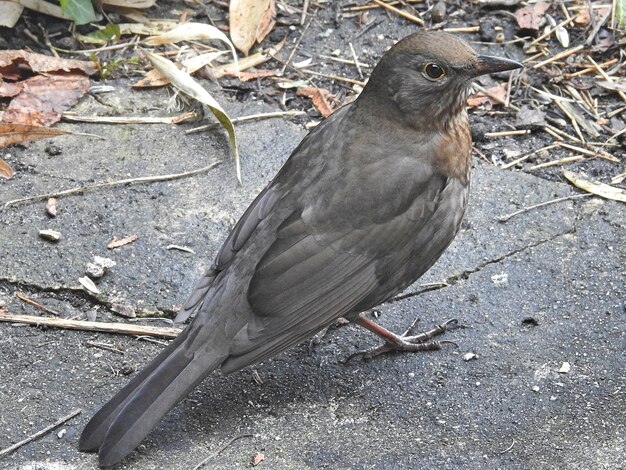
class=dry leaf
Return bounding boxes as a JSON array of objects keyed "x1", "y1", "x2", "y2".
[
  {"x1": 515, "y1": 2, "x2": 550, "y2": 31},
  {"x1": 251, "y1": 452, "x2": 265, "y2": 466},
  {"x1": 467, "y1": 84, "x2": 508, "y2": 108},
  {"x1": 79, "y1": 276, "x2": 100, "y2": 294},
  {"x1": 107, "y1": 234, "x2": 139, "y2": 249},
  {"x1": 145, "y1": 23, "x2": 238, "y2": 72},
  {"x1": 118, "y1": 20, "x2": 180, "y2": 36},
  {"x1": 238, "y1": 69, "x2": 277, "y2": 82},
  {"x1": 214, "y1": 39, "x2": 285, "y2": 78},
  {"x1": 0, "y1": 50, "x2": 97, "y2": 76},
  {"x1": 0, "y1": 1, "x2": 24, "y2": 28},
  {"x1": 145, "y1": 51, "x2": 240, "y2": 181},
  {"x1": 2, "y1": 73, "x2": 91, "y2": 126},
  {"x1": 563, "y1": 170, "x2": 626, "y2": 203},
  {"x1": 0, "y1": 123, "x2": 69, "y2": 148},
  {"x1": 297, "y1": 86, "x2": 337, "y2": 118},
  {"x1": 230, "y1": 0, "x2": 276, "y2": 55},
  {"x1": 0, "y1": 159, "x2": 15, "y2": 179},
  {"x1": 574, "y1": 7, "x2": 590, "y2": 25},
  {"x1": 133, "y1": 51, "x2": 227, "y2": 88}
]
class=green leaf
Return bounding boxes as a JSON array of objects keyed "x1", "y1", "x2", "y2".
[
  {"x1": 618, "y1": 0, "x2": 626, "y2": 26},
  {"x1": 60, "y1": 0, "x2": 97, "y2": 25},
  {"x1": 78, "y1": 23, "x2": 121, "y2": 45}
]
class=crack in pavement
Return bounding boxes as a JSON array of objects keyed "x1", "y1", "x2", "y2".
[{"x1": 390, "y1": 228, "x2": 575, "y2": 304}]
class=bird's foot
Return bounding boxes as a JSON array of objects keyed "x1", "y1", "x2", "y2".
[{"x1": 345, "y1": 314, "x2": 459, "y2": 362}]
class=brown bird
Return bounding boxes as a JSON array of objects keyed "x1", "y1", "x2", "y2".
[{"x1": 79, "y1": 31, "x2": 521, "y2": 466}]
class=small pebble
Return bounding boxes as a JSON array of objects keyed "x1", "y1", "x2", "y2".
[
  {"x1": 39, "y1": 229, "x2": 61, "y2": 242},
  {"x1": 57, "y1": 428, "x2": 66, "y2": 439},
  {"x1": 532, "y1": 385, "x2": 540, "y2": 392},
  {"x1": 558, "y1": 362, "x2": 571, "y2": 373},
  {"x1": 463, "y1": 352, "x2": 478, "y2": 361}
]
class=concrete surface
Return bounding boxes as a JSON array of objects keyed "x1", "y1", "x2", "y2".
[{"x1": 0, "y1": 82, "x2": 624, "y2": 470}]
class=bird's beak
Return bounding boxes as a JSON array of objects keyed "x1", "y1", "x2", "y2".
[{"x1": 473, "y1": 55, "x2": 523, "y2": 76}]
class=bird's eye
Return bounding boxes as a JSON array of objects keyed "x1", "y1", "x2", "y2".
[{"x1": 424, "y1": 63, "x2": 445, "y2": 79}]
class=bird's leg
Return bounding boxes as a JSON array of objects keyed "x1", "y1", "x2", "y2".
[{"x1": 345, "y1": 314, "x2": 458, "y2": 361}]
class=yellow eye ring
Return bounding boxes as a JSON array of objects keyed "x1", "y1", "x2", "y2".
[{"x1": 424, "y1": 62, "x2": 445, "y2": 79}]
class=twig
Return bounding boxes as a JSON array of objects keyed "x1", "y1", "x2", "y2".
[
  {"x1": 371, "y1": 0, "x2": 424, "y2": 25},
  {"x1": 485, "y1": 130, "x2": 530, "y2": 138},
  {"x1": 530, "y1": 16, "x2": 578, "y2": 45},
  {"x1": 62, "y1": 111, "x2": 200, "y2": 125},
  {"x1": 192, "y1": 434, "x2": 254, "y2": 470},
  {"x1": 532, "y1": 45, "x2": 584, "y2": 69},
  {"x1": 186, "y1": 111, "x2": 305, "y2": 134},
  {"x1": 15, "y1": 292, "x2": 60, "y2": 316},
  {"x1": 0, "y1": 311, "x2": 182, "y2": 338},
  {"x1": 349, "y1": 42, "x2": 364, "y2": 79},
  {"x1": 501, "y1": 144, "x2": 559, "y2": 169},
  {"x1": 85, "y1": 340, "x2": 125, "y2": 354},
  {"x1": 587, "y1": 55, "x2": 626, "y2": 103},
  {"x1": 497, "y1": 194, "x2": 592, "y2": 222},
  {"x1": 280, "y1": 17, "x2": 313, "y2": 74},
  {"x1": 557, "y1": 141, "x2": 619, "y2": 162},
  {"x1": 528, "y1": 155, "x2": 583, "y2": 170},
  {"x1": 3, "y1": 161, "x2": 221, "y2": 208},
  {"x1": 443, "y1": 26, "x2": 480, "y2": 33},
  {"x1": 299, "y1": 69, "x2": 367, "y2": 86},
  {"x1": 300, "y1": 0, "x2": 309, "y2": 25},
  {"x1": 0, "y1": 409, "x2": 82, "y2": 457}
]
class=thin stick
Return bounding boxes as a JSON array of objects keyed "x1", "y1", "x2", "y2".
[
  {"x1": 0, "y1": 311, "x2": 182, "y2": 338},
  {"x1": 485, "y1": 130, "x2": 530, "y2": 138},
  {"x1": 557, "y1": 142, "x2": 619, "y2": 162},
  {"x1": 587, "y1": 55, "x2": 626, "y2": 102},
  {"x1": 498, "y1": 194, "x2": 591, "y2": 222},
  {"x1": 299, "y1": 69, "x2": 367, "y2": 86},
  {"x1": 501, "y1": 144, "x2": 559, "y2": 170},
  {"x1": 443, "y1": 26, "x2": 480, "y2": 33},
  {"x1": 532, "y1": 45, "x2": 584, "y2": 69},
  {"x1": 15, "y1": 292, "x2": 60, "y2": 316},
  {"x1": 192, "y1": 434, "x2": 254, "y2": 470},
  {"x1": 543, "y1": 124, "x2": 582, "y2": 143},
  {"x1": 62, "y1": 111, "x2": 199, "y2": 125},
  {"x1": 530, "y1": 16, "x2": 578, "y2": 45},
  {"x1": 85, "y1": 340, "x2": 125, "y2": 354},
  {"x1": 186, "y1": 111, "x2": 305, "y2": 134},
  {"x1": 349, "y1": 42, "x2": 364, "y2": 79},
  {"x1": 528, "y1": 155, "x2": 583, "y2": 170},
  {"x1": 371, "y1": 0, "x2": 424, "y2": 25},
  {"x1": 280, "y1": 18, "x2": 313, "y2": 74},
  {"x1": 0, "y1": 409, "x2": 82, "y2": 457},
  {"x1": 3, "y1": 161, "x2": 220, "y2": 208}
]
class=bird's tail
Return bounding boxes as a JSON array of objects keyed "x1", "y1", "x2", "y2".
[{"x1": 79, "y1": 324, "x2": 229, "y2": 467}]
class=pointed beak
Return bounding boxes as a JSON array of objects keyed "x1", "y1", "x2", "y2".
[{"x1": 473, "y1": 55, "x2": 523, "y2": 76}]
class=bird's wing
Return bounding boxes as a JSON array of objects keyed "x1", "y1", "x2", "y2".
[{"x1": 220, "y1": 170, "x2": 453, "y2": 373}]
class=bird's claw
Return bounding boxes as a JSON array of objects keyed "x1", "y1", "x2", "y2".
[{"x1": 344, "y1": 318, "x2": 459, "y2": 363}]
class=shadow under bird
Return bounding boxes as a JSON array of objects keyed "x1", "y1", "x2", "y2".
[{"x1": 79, "y1": 31, "x2": 522, "y2": 466}]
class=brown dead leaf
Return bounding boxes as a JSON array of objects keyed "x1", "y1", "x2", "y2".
[
  {"x1": 100, "y1": 0, "x2": 156, "y2": 8},
  {"x1": 0, "y1": 80, "x2": 22, "y2": 97},
  {"x1": 238, "y1": 69, "x2": 277, "y2": 82},
  {"x1": 230, "y1": 0, "x2": 276, "y2": 55},
  {"x1": 0, "y1": 50, "x2": 97, "y2": 76},
  {"x1": 0, "y1": 123, "x2": 70, "y2": 148},
  {"x1": 0, "y1": 159, "x2": 14, "y2": 179},
  {"x1": 297, "y1": 86, "x2": 337, "y2": 118},
  {"x1": 574, "y1": 7, "x2": 590, "y2": 25},
  {"x1": 467, "y1": 84, "x2": 508, "y2": 108},
  {"x1": 515, "y1": 2, "x2": 550, "y2": 31},
  {"x1": 107, "y1": 234, "x2": 139, "y2": 249},
  {"x1": 251, "y1": 452, "x2": 265, "y2": 466},
  {"x1": 2, "y1": 72, "x2": 90, "y2": 126}
]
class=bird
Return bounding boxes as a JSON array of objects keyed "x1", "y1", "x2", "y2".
[{"x1": 79, "y1": 31, "x2": 522, "y2": 466}]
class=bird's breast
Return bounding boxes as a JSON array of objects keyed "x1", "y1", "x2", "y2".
[{"x1": 434, "y1": 112, "x2": 472, "y2": 184}]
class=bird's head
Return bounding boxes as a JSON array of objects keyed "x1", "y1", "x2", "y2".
[{"x1": 362, "y1": 31, "x2": 522, "y2": 129}]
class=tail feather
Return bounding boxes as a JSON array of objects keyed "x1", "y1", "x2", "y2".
[
  {"x1": 79, "y1": 325, "x2": 228, "y2": 466},
  {"x1": 78, "y1": 330, "x2": 189, "y2": 452}
]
